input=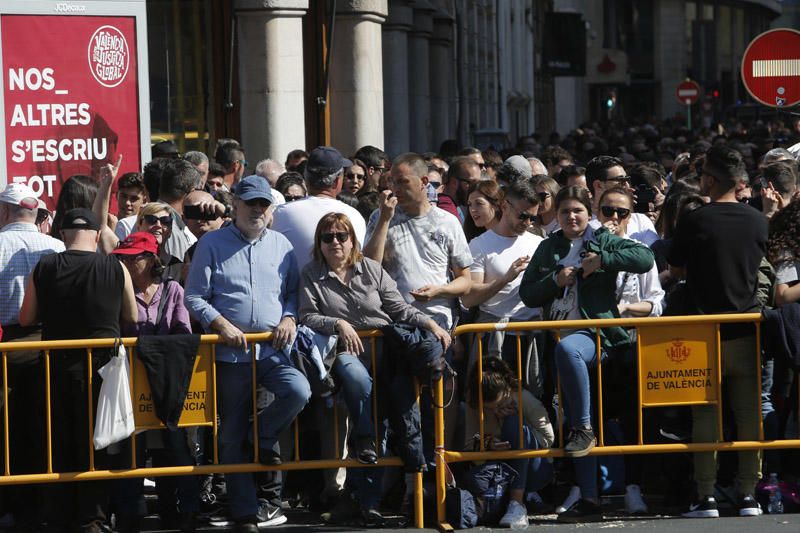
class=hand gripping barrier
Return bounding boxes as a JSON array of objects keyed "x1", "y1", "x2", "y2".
[
  {"x1": 433, "y1": 313, "x2": 800, "y2": 532},
  {"x1": 0, "y1": 331, "x2": 428, "y2": 529}
]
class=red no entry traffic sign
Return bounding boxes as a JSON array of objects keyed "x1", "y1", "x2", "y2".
[
  {"x1": 676, "y1": 80, "x2": 700, "y2": 105},
  {"x1": 741, "y1": 28, "x2": 800, "y2": 108}
]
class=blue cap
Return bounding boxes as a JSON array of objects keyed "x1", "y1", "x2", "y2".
[
  {"x1": 306, "y1": 146, "x2": 352, "y2": 172},
  {"x1": 235, "y1": 175, "x2": 274, "y2": 204}
]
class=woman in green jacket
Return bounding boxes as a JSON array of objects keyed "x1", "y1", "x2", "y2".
[{"x1": 519, "y1": 186, "x2": 654, "y2": 521}]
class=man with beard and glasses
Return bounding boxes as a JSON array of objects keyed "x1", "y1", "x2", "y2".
[{"x1": 439, "y1": 156, "x2": 482, "y2": 223}]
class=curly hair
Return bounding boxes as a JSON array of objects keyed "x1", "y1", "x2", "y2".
[{"x1": 768, "y1": 200, "x2": 800, "y2": 266}]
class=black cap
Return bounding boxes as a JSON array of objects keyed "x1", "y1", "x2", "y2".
[
  {"x1": 61, "y1": 208, "x2": 100, "y2": 231},
  {"x1": 152, "y1": 140, "x2": 180, "y2": 159}
]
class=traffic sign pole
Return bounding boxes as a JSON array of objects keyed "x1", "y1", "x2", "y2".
[{"x1": 676, "y1": 79, "x2": 700, "y2": 130}]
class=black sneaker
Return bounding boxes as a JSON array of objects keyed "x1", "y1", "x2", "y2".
[
  {"x1": 256, "y1": 499, "x2": 287, "y2": 527},
  {"x1": 739, "y1": 495, "x2": 763, "y2": 517},
  {"x1": 361, "y1": 508, "x2": 385, "y2": 527},
  {"x1": 557, "y1": 499, "x2": 603, "y2": 523},
  {"x1": 682, "y1": 496, "x2": 719, "y2": 518},
  {"x1": 563, "y1": 427, "x2": 596, "y2": 458},
  {"x1": 232, "y1": 516, "x2": 258, "y2": 533},
  {"x1": 354, "y1": 437, "x2": 378, "y2": 465}
]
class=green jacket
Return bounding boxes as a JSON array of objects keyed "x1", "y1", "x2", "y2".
[{"x1": 519, "y1": 227, "x2": 655, "y2": 350}]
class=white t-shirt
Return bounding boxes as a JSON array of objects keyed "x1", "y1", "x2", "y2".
[
  {"x1": 589, "y1": 212, "x2": 658, "y2": 246},
  {"x1": 115, "y1": 214, "x2": 137, "y2": 241},
  {"x1": 271, "y1": 196, "x2": 367, "y2": 273},
  {"x1": 366, "y1": 206, "x2": 472, "y2": 328},
  {"x1": 469, "y1": 230, "x2": 543, "y2": 320}
]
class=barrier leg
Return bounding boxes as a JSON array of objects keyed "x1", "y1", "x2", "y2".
[
  {"x1": 414, "y1": 381, "x2": 424, "y2": 529},
  {"x1": 434, "y1": 376, "x2": 453, "y2": 532}
]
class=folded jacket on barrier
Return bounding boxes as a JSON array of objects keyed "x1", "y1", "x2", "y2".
[
  {"x1": 136, "y1": 334, "x2": 201, "y2": 429},
  {"x1": 379, "y1": 323, "x2": 445, "y2": 472}
]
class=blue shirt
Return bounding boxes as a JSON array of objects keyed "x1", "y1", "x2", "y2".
[
  {"x1": 184, "y1": 223, "x2": 298, "y2": 363},
  {"x1": 0, "y1": 222, "x2": 65, "y2": 325}
]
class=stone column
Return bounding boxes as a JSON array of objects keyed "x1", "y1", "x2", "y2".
[
  {"x1": 408, "y1": 9, "x2": 434, "y2": 153},
  {"x1": 235, "y1": 0, "x2": 308, "y2": 163},
  {"x1": 382, "y1": 1, "x2": 413, "y2": 157},
  {"x1": 429, "y1": 17, "x2": 454, "y2": 151},
  {"x1": 330, "y1": 0, "x2": 388, "y2": 157}
]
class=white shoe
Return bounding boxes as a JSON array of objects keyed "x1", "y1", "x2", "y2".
[
  {"x1": 555, "y1": 485, "x2": 581, "y2": 514},
  {"x1": 624, "y1": 484, "x2": 648, "y2": 515},
  {"x1": 499, "y1": 500, "x2": 529, "y2": 529}
]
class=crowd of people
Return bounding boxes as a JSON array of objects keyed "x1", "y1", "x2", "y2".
[{"x1": 1, "y1": 115, "x2": 800, "y2": 532}]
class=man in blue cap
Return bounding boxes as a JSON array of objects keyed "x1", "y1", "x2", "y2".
[{"x1": 185, "y1": 175, "x2": 311, "y2": 532}]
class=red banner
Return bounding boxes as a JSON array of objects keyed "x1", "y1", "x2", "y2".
[{"x1": 2, "y1": 15, "x2": 141, "y2": 210}]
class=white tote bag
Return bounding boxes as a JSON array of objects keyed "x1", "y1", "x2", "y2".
[{"x1": 93, "y1": 343, "x2": 135, "y2": 450}]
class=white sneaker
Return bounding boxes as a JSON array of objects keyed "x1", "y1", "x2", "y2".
[
  {"x1": 555, "y1": 485, "x2": 581, "y2": 514},
  {"x1": 624, "y1": 484, "x2": 648, "y2": 515},
  {"x1": 499, "y1": 500, "x2": 529, "y2": 529}
]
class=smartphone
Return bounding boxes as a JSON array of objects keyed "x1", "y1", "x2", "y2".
[
  {"x1": 183, "y1": 204, "x2": 219, "y2": 220},
  {"x1": 634, "y1": 185, "x2": 657, "y2": 213}
]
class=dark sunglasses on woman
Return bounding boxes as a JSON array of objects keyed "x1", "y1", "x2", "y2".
[
  {"x1": 320, "y1": 231, "x2": 349, "y2": 244},
  {"x1": 600, "y1": 206, "x2": 631, "y2": 219},
  {"x1": 143, "y1": 214, "x2": 172, "y2": 226}
]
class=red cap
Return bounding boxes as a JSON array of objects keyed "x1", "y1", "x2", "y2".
[{"x1": 111, "y1": 231, "x2": 159, "y2": 256}]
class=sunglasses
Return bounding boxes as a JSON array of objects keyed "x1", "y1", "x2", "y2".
[
  {"x1": 537, "y1": 192, "x2": 551, "y2": 202},
  {"x1": 320, "y1": 231, "x2": 349, "y2": 244},
  {"x1": 603, "y1": 175, "x2": 631, "y2": 184},
  {"x1": 244, "y1": 198, "x2": 271, "y2": 208},
  {"x1": 600, "y1": 206, "x2": 631, "y2": 219},
  {"x1": 284, "y1": 194, "x2": 305, "y2": 202},
  {"x1": 143, "y1": 214, "x2": 172, "y2": 226},
  {"x1": 506, "y1": 200, "x2": 537, "y2": 223},
  {"x1": 429, "y1": 181, "x2": 442, "y2": 188}
]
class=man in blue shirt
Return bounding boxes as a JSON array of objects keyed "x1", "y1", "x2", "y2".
[{"x1": 185, "y1": 175, "x2": 310, "y2": 532}]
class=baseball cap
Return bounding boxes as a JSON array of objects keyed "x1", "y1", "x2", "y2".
[
  {"x1": 234, "y1": 175, "x2": 274, "y2": 204},
  {"x1": 152, "y1": 140, "x2": 180, "y2": 159},
  {"x1": 111, "y1": 231, "x2": 159, "y2": 256},
  {"x1": 60, "y1": 208, "x2": 100, "y2": 231},
  {"x1": 306, "y1": 146, "x2": 352, "y2": 173},
  {"x1": 0, "y1": 183, "x2": 45, "y2": 210}
]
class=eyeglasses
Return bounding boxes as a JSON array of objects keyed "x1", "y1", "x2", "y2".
[
  {"x1": 537, "y1": 192, "x2": 551, "y2": 202},
  {"x1": 284, "y1": 194, "x2": 305, "y2": 202},
  {"x1": 244, "y1": 198, "x2": 271, "y2": 208},
  {"x1": 603, "y1": 175, "x2": 631, "y2": 184},
  {"x1": 600, "y1": 206, "x2": 631, "y2": 219},
  {"x1": 320, "y1": 231, "x2": 349, "y2": 244},
  {"x1": 429, "y1": 181, "x2": 442, "y2": 189},
  {"x1": 478, "y1": 163, "x2": 487, "y2": 170},
  {"x1": 143, "y1": 214, "x2": 172, "y2": 226}
]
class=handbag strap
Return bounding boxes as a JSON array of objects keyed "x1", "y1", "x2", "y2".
[{"x1": 154, "y1": 280, "x2": 170, "y2": 327}]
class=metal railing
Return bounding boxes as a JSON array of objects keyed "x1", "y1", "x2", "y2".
[
  {"x1": 433, "y1": 313, "x2": 800, "y2": 532},
  {"x1": 0, "y1": 331, "x2": 426, "y2": 528}
]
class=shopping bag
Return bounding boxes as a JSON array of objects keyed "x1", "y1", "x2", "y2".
[{"x1": 93, "y1": 343, "x2": 135, "y2": 450}]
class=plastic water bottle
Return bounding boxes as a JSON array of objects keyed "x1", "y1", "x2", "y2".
[{"x1": 767, "y1": 473, "x2": 784, "y2": 514}]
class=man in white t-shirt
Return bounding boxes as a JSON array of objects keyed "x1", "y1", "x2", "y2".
[
  {"x1": 464, "y1": 177, "x2": 545, "y2": 395},
  {"x1": 271, "y1": 146, "x2": 366, "y2": 273},
  {"x1": 585, "y1": 155, "x2": 658, "y2": 246},
  {"x1": 364, "y1": 152, "x2": 472, "y2": 329}
]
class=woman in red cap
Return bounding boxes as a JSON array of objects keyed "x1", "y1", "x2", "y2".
[{"x1": 109, "y1": 231, "x2": 197, "y2": 531}]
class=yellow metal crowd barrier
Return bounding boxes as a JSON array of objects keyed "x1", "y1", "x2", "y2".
[
  {"x1": 0, "y1": 331, "x2": 427, "y2": 528},
  {"x1": 433, "y1": 313, "x2": 800, "y2": 532},
  {"x1": 3, "y1": 315, "x2": 799, "y2": 531}
]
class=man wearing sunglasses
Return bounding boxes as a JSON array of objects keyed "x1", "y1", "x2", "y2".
[
  {"x1": 185, "y1": 175, "x2": 310, "y2": 530},
  {"x1": 586, "y1": 155, "x2": 658, "y2": 246},
  {"x1": 463, "y1": 178, "x2": 546, "y2": 394}
]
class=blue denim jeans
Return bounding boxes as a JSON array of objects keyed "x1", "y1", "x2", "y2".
[
  {"x1": 216, "y1": 354, "x2": 311, "y2": 520},
  {"x1": 332, "y1": 354, "x2": 374, "y2": 439},
  {"x1": 555, "y1": 330, "x2": 605, "y2": 501},
  {"x1": 555, "y1": 330, "x2": 604, "y2": 428},
  {"x1": 500, "y1": 416, "x2": 553, "y2": 492}
]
